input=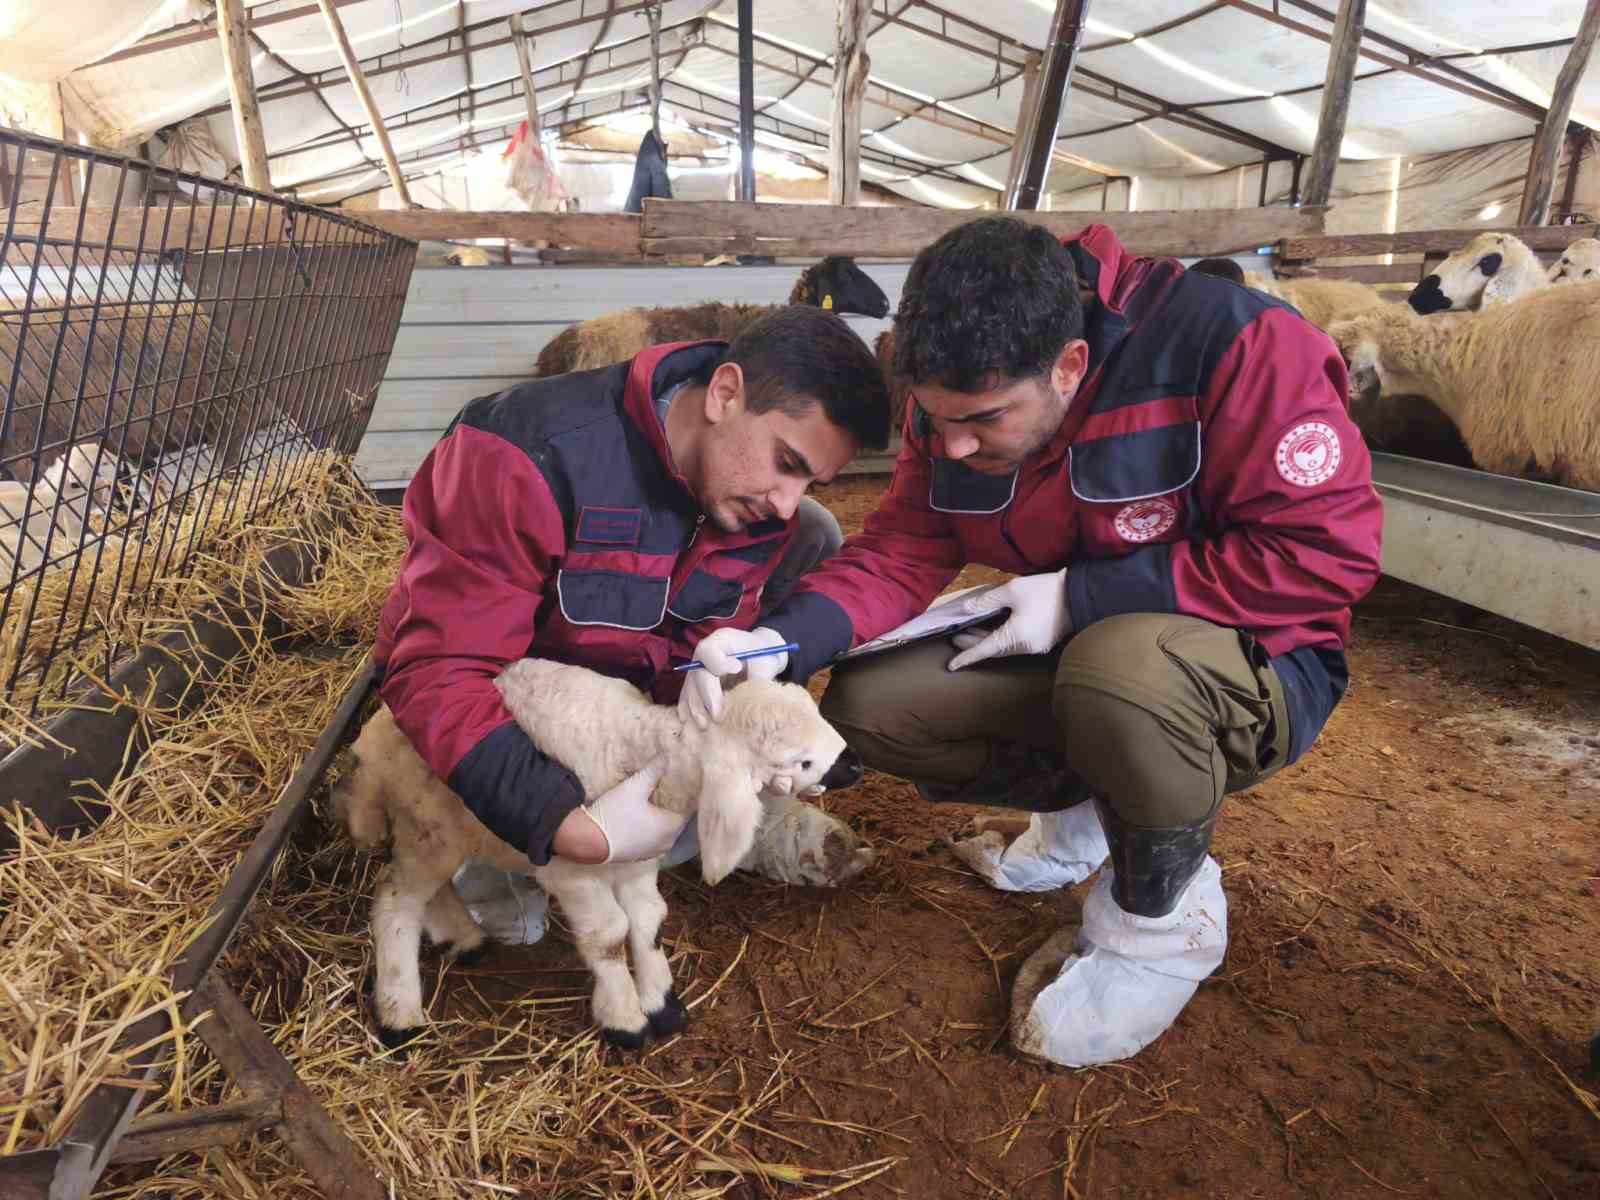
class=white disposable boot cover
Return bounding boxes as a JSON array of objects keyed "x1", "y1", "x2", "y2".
[
  {"x1": 950, "y1": 802, "x2": 1110, "y2": 893},
  {"x1": 451, "y1": 863, "x2": 549, "y2": 945},
  {"x1": 1011, "y1": 856, "x2": 1227, "y2": 1066}
]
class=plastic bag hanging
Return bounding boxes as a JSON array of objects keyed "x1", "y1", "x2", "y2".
[{"x1": 503, "y1": 119, "x2": 567, "y2": 211}]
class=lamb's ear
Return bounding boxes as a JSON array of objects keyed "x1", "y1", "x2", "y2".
[{"x1": 695, "y1": 763, "x2": 762, "y2": 886}]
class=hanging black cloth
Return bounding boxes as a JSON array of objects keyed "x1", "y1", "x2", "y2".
[{"x1": 623, "y1": 130, "x2": 672, "y2": 213}]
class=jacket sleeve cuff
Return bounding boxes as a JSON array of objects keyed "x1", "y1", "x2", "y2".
[
  {"x1": 1067, "y1": 544, "x2": 1178, "y2": 630},
  {"x1": 448, "y1": 720, "x2": 586, "y2": 866},
  {"x1": 762, "y1": 591, "x2": 856, "y2": 683}
]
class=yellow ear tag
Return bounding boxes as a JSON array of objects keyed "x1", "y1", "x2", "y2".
[{"x1": 822, "y1": 294, "x2": 834, "y2": 310}]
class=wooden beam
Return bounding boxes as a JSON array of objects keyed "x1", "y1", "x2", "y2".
[
  {"x1": 313, "y1": 0, "x2": 414, "y2": 207},
  {"x1": 509, "y1": 12, "x2": 542, "y2": 135},
  {"x1": 1006, "y1": 0, "x2": 1091, "y2": 211},
  {"x1": 641, "y1": 198, "x2": 1326, "y2": 258},
  {"x1": 737, "y1": 0, "x2": 756, "y2": 201},
  {"x1": 216, "y1": 0, "x2": 272, "y2": 191},
  {"x1": 829, "y1": 0, "x2": 871, "y2": 206},
  {"x1": 1281, "y1": 225, "x2": 1599, "y2": 259},
  {"x1": 1518, "y1": 0, "x2": 1600, "y2": 226},
  {"x1": 1559, "y1": 127, "x2": 1590, "y2": 219},
  {"x1": 1302, "y1": 0, "x2": 1365, "y2": 208},
  {"x1": 350, "y1": 208, "x2": 641, "y2": 252},
  {"x1": 1002, "y1": 52, "x2": 1044, "y2": 206}
]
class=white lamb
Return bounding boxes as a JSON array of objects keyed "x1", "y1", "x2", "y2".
[
  {"x1": 1408, "y1": 232, "x2": 1548, "y2": 314},
  {"x1": 0, "y1": 442, "x2": 118, "y2": 581},
  {"x1": 1329, "y1": 280, "x2": 1600, "y2": 490},
  {"x1": 335, "y1": 659, "x2": 863, "y2": 1050},
  {"x1": 1548, "y1": 237, "x2": 1600, "y2": 285}
]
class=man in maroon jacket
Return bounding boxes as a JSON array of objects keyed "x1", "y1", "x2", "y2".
[
  {"x1": 374, "y1": 305, "x2": 888, "y2": 881},
  {"x1": 684, "y1": 218, "x2": 1382, "y2": 1067}
]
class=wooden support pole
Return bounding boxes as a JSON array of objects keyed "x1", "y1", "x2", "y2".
[
  {"x1": 1302, "y1": 0, "x2": 1366, "y2": 208},
  {"x1": 1005, "y1": 0, "x2": 1091, "y2": 211},
  {"x1": 216, "y1": 0, "x2": 273, "y2": 191},
  {"x1": 314, "y1": 0, "x2": 415, "y2": 207},
  {"x1": 737, "y1": 0, "x2": 756, "y2": 201},
  {"x1": 1003, "y1": 52, "x2": 1044, "y2": 207},
  {"x1": 509, "y1": 13, "x2": 542, "y2": 136},
  {"x1": 1559, "y1": 127, "x2": 1590, "y2": 220},
  {"x1": 828, "y1": 0, "x2": 871, "y2": 206},
  {"x1": 1518, "y1": 0, "x2": 1600, "y2": 226},
  {"x1": 646, "y1": 1, "x2": 663, "y2": 141}
]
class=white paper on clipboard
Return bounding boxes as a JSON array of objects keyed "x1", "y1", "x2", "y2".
[{"x1": 835, "y1": 584, "x2": 1010, "y2": 662}]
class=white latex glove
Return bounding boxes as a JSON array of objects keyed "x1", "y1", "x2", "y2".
[
  {"x1": 677, "y1": 625, "x2": 789, "y2": 729},
  {"x1": 582, "y1": 756, "x2": 688, "y2": 863},
  {"x1": 946, "y1": 569, "x2": 1071, "y2": 672}
]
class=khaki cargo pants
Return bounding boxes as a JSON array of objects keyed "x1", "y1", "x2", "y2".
[{"x1": 819, "y1": 612, "x2": 1294, "y2": 827}]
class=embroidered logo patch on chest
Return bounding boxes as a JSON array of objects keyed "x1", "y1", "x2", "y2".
[
  {"x1": 1113, "y1": 498, "x2": 1178, "y2": 543},
  {"x1": 1274, "y1": 422, "x2": 1342, "y2": 488}
]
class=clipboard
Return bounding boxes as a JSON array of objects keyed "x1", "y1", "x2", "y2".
[{"x1": 835, "y1": 585, "x2": 1010, "y2": 662}]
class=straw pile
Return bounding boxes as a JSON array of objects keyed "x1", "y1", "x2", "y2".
[{"x1": 0, "y1": 452, "x2": 397, "y2": 752}]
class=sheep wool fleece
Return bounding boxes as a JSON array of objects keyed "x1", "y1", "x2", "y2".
[{"x1": 374, "y1": 342, "x2": 807, "y2": 867}]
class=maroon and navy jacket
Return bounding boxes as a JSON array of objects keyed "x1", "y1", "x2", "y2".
[
  {"x1": 764, "y1": 225, "x2": 1384, "y2": 762},
  {"x1": 373, "y1": 343, "x2": 795, "y2": 864}
]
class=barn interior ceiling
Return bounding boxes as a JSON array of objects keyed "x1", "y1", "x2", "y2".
[{"x1": 0, "y1": 0, "x2": 1595, "y2": 209}]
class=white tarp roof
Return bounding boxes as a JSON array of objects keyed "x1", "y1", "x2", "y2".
[{"x1": 3, "y1": 0, "x2": 1597, "y2": 210}]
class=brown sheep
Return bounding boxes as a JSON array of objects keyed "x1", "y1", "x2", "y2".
[{"x1": 533, "y1": 256, "x2": 890, "y2": 377}]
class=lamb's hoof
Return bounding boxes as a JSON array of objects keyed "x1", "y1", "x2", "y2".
[
  {"x1": 646, "y1": 991, "x2": 689, "y2": 1040},
  {"x1": 375, "y1": 1022, "x2": 425, "y2": 1058},
  {"x1": 601, "y1": 1023, "x2": 650, "y2": 1052}
]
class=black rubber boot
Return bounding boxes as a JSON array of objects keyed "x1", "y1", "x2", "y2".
[
  {"x1": 916, "y1": 743, "x2": 1092, "y2": 813},
  {"x1": 1092, "y1": 797, "x2": 1221, "y2": 919}
]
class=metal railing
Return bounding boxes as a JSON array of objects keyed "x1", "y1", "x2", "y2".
[{"x1": 0, "y1": 129, "x2": 414, "y2": 724}]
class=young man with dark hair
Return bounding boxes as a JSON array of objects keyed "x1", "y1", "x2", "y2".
[
  {"x1": 685, "y1": 218, "x2": 1382, "y2": 1067},
  {"x1": 375, "y1": 305, "x2": 890, "y2": 890}
]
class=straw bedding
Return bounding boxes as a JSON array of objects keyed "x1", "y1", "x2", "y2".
[{"x1": 3, "y1": 457, "x2": 884, "y2": 1199}]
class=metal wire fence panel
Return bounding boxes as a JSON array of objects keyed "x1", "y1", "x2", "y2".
[{"x1": 0, "y1": 130, "x2": 414, "y2": 720}]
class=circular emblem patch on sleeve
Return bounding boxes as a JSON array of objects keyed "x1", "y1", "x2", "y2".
[
  {"x1": 1113, "y1": 498, "x2": 1178, "y2": 542},
  {"x1": 1275, "y1": 421, "x2": 1342, "y2": 487}
]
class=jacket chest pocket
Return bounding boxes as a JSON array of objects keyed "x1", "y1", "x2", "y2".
[
  {"x1": 668, "y1": 535, "x2": 784, "y2": 624},
  {"x1": 556, "y1": 568, "x2": 670, "y2": 629},
  {"x1": 668, "y1": 569, "x2": 744, "y2": 622}
]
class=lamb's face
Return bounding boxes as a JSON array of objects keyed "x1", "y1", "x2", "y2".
[
  {"x1": 721, "y1": 680, "x2": 861, "y2": 798},
  {"x1": 42, "y1": 444, "x2": 116, "y2": 514},
  {"x1": 1410, "y1": 233, "x2": 1509, "y2": 314},
  {"x1": 1328, "y1": 319, "x2": 1382, "y2": 407},
  {"x1": 1549, "y1": 238, "x2": 1600, "y2": 284}
]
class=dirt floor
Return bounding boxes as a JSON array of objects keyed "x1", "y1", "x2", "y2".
[{"x1": 197, "y1": 475, "x2": 1600, "y2": 1198}]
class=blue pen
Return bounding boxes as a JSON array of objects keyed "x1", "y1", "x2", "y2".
[{"x1": 674, "y1": 642, "x2": 800, "y2": 672}]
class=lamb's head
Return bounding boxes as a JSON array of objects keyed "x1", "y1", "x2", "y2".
[
  {"x1": 790, "y1": 256, "x2": 890, "y2": 318},
  {"x1": 693, "y1": 679, "x2": 861, "y2": 885},
  {"x1": 1327, "y1": 312, "x2": 1389, "y2": 407},
  {"x1": 1548, "y1": 237, "x2": 1600, "y2": 284},
  {"x1": 1410, "y1": 233, "x2": 1545, "y2": 313},
  {"x1": 41, "y1": 443, "x2": 117, "y2": 514}
]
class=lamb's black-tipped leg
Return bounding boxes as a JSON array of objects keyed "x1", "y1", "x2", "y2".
[
  {"x1": 646, "y1": 990, "x2": 689, "y2": 1040},
  {"x1": 449, "y1": 943, "x2": 491, "y2": 969},
  {"x1": 374, "y1": 1022, "x2": 425, "y2": 1058},
  {"x1": 601, "y1": 1023, "x2": 651, "y2": 1052}
]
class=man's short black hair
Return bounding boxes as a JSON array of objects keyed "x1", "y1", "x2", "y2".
[
  {"x1": 723, "y1": 305, "x2": 891, "y2": 450},
  {"x1": 1190, "y1": 257, "x2": 1245, "y2": 284},
  {"x1": 893, "y1": 217, "x2": 1085, "y2": 392}
]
